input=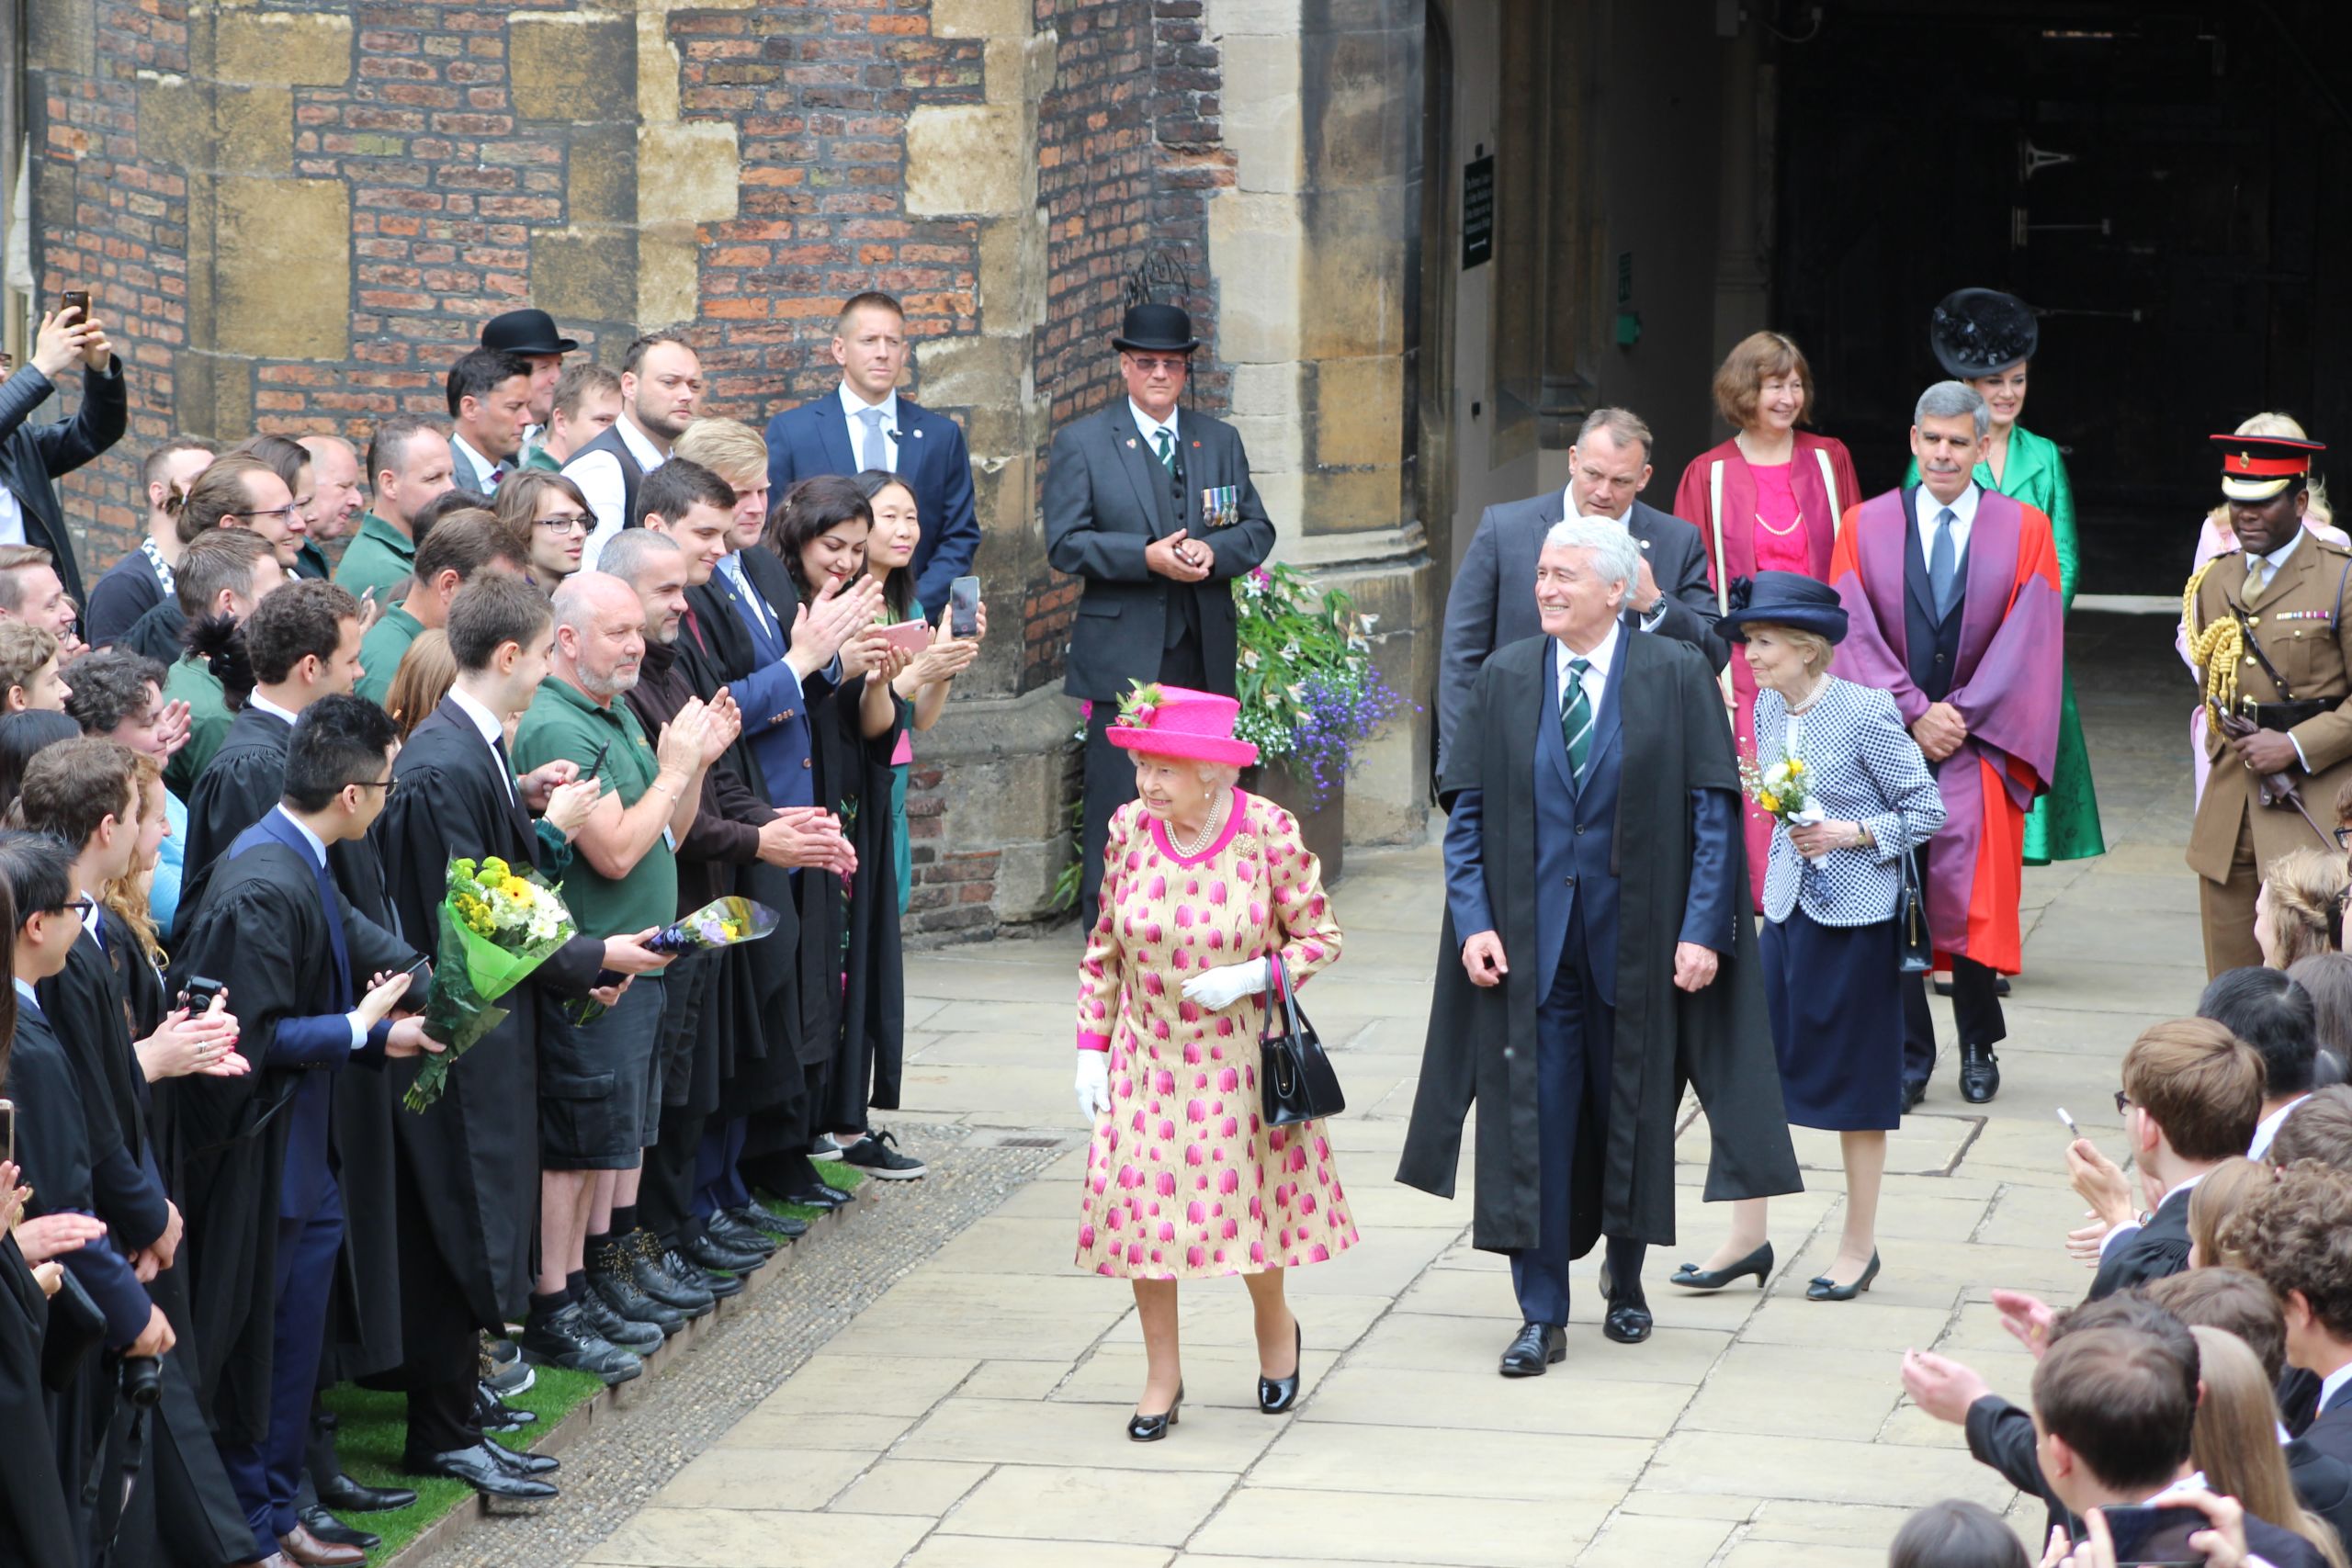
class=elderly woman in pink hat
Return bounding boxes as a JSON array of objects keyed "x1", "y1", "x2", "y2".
[{"x1": 1073, "y1": 682, "x2": 1351, "y2": 1441}]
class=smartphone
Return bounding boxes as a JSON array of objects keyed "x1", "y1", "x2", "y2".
[
  {"x1": 2056, "y1": 1108, "x2": 2081, "y2": 1141},
  {"x1": 59, "y1": 288, "x2": 90, "y2": 322},
  {"x1": 878, "y1": 617, "x2": 933, "y2": 656},
  {"x1": 2087, "y1": 1504, "x2": 2208, "y2": 1566},
  {"x1": 0, "y1": 1098, "x2": 13, "y2": 1169},
  {"x1": 399, "y1": 954, "x2": 432, "y2": 986},
  {"x1": 182, "y1": 975, "x2": 227, "y2": 1016},
  {"x1": 947, "y1": 575, "x2": 980, "y2": 639}
]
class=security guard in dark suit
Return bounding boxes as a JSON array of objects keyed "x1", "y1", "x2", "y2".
[{"x1": 1044, "y1": 303, "x2": 1278, "y2": 932}]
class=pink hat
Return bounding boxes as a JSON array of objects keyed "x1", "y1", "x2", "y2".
[{"x1": 1105, "y1": 683, "x2": 1259, "y2": 767}]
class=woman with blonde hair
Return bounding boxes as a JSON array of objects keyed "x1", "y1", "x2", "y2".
[
  {"x1": 2185, "y1": 1325, "x2": 2350, "y2": 1568},
  {"x1": 383, "y1": 627, "x2": 458, "y2": 742},
  {"x1": 2256, "y1": 848, "x2": 2347, "y2": 969},
  {"x1": 2187, "y1": 1156, "x2": 2269, "y2": 1269}
]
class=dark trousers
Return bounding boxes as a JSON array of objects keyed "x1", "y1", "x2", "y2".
[
  {"x1": 219, "y1": 1180, "x2": 341, "y2": 1560},
  {"x1": 1511, "y1": 915, "x2": 1646, "y2": 1327},
  {"x1": 643, "y1": 1105, "x2": 707, "y2": 1243},
  {"x1": 1078, "y1": 634, "x2": 1208, "y2": 932},
  {"x1": 1899, "y1": 841, "x2": 2007, "y2": 1089},
  {"x1": 694, "y1": 1116, "x2": 752, "y2": 1217},
  {"x1": 383, "y1": 1143, "x2": 481, "y2": 1460}
]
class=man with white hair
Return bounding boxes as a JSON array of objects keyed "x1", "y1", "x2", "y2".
[
  {"x1": 1831, "y1": 380, "x2": 2063, "y2": 1110},
  {"x1": 1398, "y1": 517, "x2": 1799, "y2": 1378}
]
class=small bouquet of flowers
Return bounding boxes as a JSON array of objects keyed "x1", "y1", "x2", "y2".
[
  {"x1": 563, "y1": 896, "x2": 780, "y2": 1026},
  {"x1": 1739, "y1": 748, "x2": 1831, "y2": 863},
  {"x1": 403, "y1": 855, "x2": 578, "y2": 1111}
]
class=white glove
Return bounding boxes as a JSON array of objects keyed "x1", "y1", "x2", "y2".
[
  {"x1": 1181, "y1": 958, "x2": 1271, "y2": 1012},
  {"x1": 1075, "y1": 1051, "x2": 1112, "y2": 1122}
]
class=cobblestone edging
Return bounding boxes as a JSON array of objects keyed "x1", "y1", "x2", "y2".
[{"x1": 393, "y1": 1128, "x2": 1069, "y2": 1568}]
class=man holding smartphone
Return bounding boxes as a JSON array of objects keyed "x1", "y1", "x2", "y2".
[{"x1": 0, "y1": 292, "x2": 126, "y2": 626}]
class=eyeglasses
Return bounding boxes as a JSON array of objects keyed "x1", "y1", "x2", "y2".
[
  {"x1": 2334, "y1": 826, "x2": 2352, "y2": 850},
  {"x1": 1125, "y1": 355, "x2": 1190, "y2": 375},
  {"x1": 231, "y1": 504, "x2": 304, "y2": 526},
  {"x1": 57, "y1": 897, "x2": 94, "y2": 922},
  {"x1": 353, "y1": 777, "x2": 397, "y2": 796},
  {"x1": 2113, "y1": 1089, "x2": 2133, "y2": 1116},
  {"x1": 536, "y1": 513, "x2": 591, "y2": 533}
]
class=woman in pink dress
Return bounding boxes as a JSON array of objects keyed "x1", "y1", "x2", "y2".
[
  {"x1": 1072, "y1": 683, "x2": 1351, "y2": 1441},
  {"x1": 1672, "y1": 332, "x2": 1864, "y2": 901}
]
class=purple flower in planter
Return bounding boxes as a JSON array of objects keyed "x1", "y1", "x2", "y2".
[{"x1": 1273, "y1": 668, "x2": 1408, "y2": 807}]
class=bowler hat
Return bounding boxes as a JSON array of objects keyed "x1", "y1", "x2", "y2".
[
  {"x1": 481, "y1": 308, "x2": 578, "y2": 357},
  {"x1": 1930, "y1": 288, "x2": 2037, "y2": 378},
  {"x1": 1717, "y1": 572, "x2": 1849, "y2": 646},
  {"x1": 1105, "y1": 682, "x2": 1258, "y2": 767},
  {"x1": 1112, "y1": 303, "x2": 1200, "y2": 355}
]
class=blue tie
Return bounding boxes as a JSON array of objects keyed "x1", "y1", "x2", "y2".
[{"x1": 1928, "y1": 507, "x2": 1959, "y2": 618}]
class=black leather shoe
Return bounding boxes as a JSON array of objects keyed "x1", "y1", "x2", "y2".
[
  {"x1": 1599, "y1": 1259, "x2": 1653, "y2": 1344},
  {"x1": 1668, "y1": 1241, "x2": 1774, "y2": 1293},
  {"x1": 313, "y1": 1472, "x2": 416, "y2": 1513},
  {"x1": 627, "y1": 1232, "x2": 717, "y2": 1313},
  {"x1": 575, "y1": 1289, "x2": 664, "y2": 1352},
  {"x1": 519, "y1": 1303, "x2": 643, "y2": 1384},
  {"x1": 679, "y1": 1230, "x2": 768, "y2": 1274},
  {"x1": 705, "y1": 1213, "x2": 780, "y2": 1256},
  {"x1": 1258, "y1": 1320, "x2": 1304, "y2": 1414},
  {"x1": 662, "y1": 1244, "x2": 745, "y2": 1299},
  {"x1": 730, "y1": 1202, "x2": 808, "y2": 1240},
  {"x1": 1806, "y1": 1250, "x2": 1883, "y2": 1303},
  {"x1": 483, "y1": 1441, "x2": 559, "y2": 1476},
  {"x1": 295, "y1": 1507, "x2": 378, "y2": 1551},
  {"x1": 1901, "y1": 1078, "x2": 1928, "y2": 1114},
  {"x1": 1498, "y1": 1321, "x2": 1566, "y2": 1377},
  {"x1": 589, "y1": 1255, "x2": 686, "y2": 1336},
  {"x1": 401, "y1": 1443, "x2": 559, "y2": 1501},
  {"x1": 476, "y1": 1382, "x2": 538, "y2": 1431},
  {"x1": 1127, "y1": 1382, "x2": 1182, "y2": 1441},
  {"x1": 779, "y1": 1181, "x2": 854, "y2": 1210},
  {"x1": 1960, "y1": 1043, "x2": 2001, "y2": 1103}
]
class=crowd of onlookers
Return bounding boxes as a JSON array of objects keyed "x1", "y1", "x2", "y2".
[{"x1": 0, "y1": 290, "x2": 986, "y2": 1568}]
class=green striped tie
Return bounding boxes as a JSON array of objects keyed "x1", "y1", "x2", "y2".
[
  {"x1": 1152, "y1": 428, "x2": 1175, "y2": 471},
  {"x1": 1561, "y1": 658, "x2": 1593, "y2": 779}
]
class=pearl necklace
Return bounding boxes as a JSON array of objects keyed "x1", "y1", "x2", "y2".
[{"x1": 1169, "y1": 788, "x2": 1228, "y2": 858}]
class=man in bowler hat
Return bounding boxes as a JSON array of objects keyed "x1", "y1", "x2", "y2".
[
  {"x1": 481, "y1": 307, "x2": 579, "y2": 459},
  {"x1": 1045, "y1": 303, "x2": 1277, "y2": 932}
]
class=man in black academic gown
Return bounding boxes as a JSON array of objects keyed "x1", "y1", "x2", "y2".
[
  {"x1": 369, "y1": 574, "x2": 669, "y2": 1496},
  {"x1": 171, "y1": 697, "x2": 446, "y2": 1566},
  {"x1": 1396, "y1": 518, "x2": 1800, "y2": 1376}
]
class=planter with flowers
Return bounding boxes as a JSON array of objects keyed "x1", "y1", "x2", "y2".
[{"x1": 1231, "y1": 561, "x2": 1406, "y2": 885}]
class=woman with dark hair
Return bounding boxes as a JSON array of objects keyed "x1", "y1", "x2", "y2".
[
  {"x1": 0, "y1": 709, "x2": 81, "y2": 823},
  {"x1": 1887, "y1": 1499, "x2": 2027, "y2": 1568},
  {"x1": 2289, "y1": 952, "x2": 2352, "y2": 1087}
]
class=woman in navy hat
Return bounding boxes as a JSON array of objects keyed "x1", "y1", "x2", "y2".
[{"x1": 1668, "y1": 572, "x2": 1947, "y2": 1302}]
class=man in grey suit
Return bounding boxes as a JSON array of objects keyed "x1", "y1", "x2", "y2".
[
  {"x1": 1045, "y1": 302, "x2": 1278, "y2": 932},
  {"x1": 1438, "y1": 408, "x2": 1727, "y2": 772},
  {"x1": 444, "y1": 346, "x2": 534, "y2": 494}
]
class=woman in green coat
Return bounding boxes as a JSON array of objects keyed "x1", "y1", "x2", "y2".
[{"x1": 1908, "y1": 289, "x2": 2105, "y2": 864}]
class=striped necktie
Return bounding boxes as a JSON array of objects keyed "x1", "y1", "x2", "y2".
[{"x1": 1561, "y1": 658, "x2": 1594, "y2": 779}]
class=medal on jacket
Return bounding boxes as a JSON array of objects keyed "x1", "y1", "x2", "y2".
[{"x1": 1201, "y1": 484, "x2": 1238, "y2": 530}]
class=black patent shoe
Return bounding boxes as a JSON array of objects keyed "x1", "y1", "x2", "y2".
[
  {"x1": 1258, "y1": 1321, "x2": 1304, "y2": 1414},
  {"x1": 314, "y1": 1472, "x2": 416, "y2": 1513},
  {"x1": 1127, "y1": 1382, "x2": 1183, "y2": 1441},
  {"x1": 1599, "y1": 1260, "x2": 1653, "y2": 1344},
  {"x1": 1498, "y1": 1321, "x2": 1566, "y2": 1377},
  {"x1": 679, "y1": 1230, "x2": 768, "y2": 1274},
  {"x1": 1901, "y1": 1078, "x2": 1928, "y2": 1114},
  {"x1": 730, "y1": 1203, "x2": 808, "y2": 1240},
  {"x1": 662, "y1": 1244, "x2": 745, "y2": 1299},
  {"x1": 402, "y1": 1443, "x2": 559, "y2": 1501},
  {"x1": 627, "y1": 1232, "x2": 717, "y2": 1313},
  {"x1": 1668, "y1": 1241, "x2": 1774, "y2": 1293},
  {"x1": 706, "y1": 1213, "x2": 781, "y2": 1256},
  {"x1": 1805, "y1": 1250, "x2": 1882, "y2": 1303},
  {"x1": 296, "y1": 1507, "x2": 378, "y2": 1551},
  {"x1": 1960, "y1": 1043, "x2": 2001, "y2": 1104},
  {"x1": 483, "y1": 1441, "x2": 560, "y2": 1476}
]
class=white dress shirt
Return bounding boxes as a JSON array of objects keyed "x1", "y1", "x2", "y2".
[
  {"x1": 838, "y1": 382, "x2": 901, "y2": 473},
  {"x1": 247, "y1": 693, "x2": 301, "y2": 728},
  {"x1": 450, "y1": 431, "x2": 507, "y2": 491},
  {"x1": 1130, "y1": 400, "x2": 1181, "y2": 464},
  {"x1": 2250, "y1": 1093, "x2": 2312, "y2": 1160},
  {"x1": 571, "y1": 417, "x2": 670, "y2": 570},
  {"x1": 0, "y1": 490, "x2": 28, "y2": 547},
  {"x1": 447, "y1": 685, "x2": 517, "y2": 805},
  {"x1": 2320, "y1": 1360, "x2": 2352, "y2": 1418},
  {"x1": 273, "y1": 805, "x2": 369, "y2": 1050},
  {"x1": 1553, "y1": 627, "x2": 1616, "y2": 719},
  {"x1": 1917, "y1": 480, "x2": 1981, "y2": 566}
]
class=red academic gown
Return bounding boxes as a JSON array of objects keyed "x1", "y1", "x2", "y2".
[
  {"x1": 1672, "y1": 431, "x2": 1864, "y2": 902},
  {"x1": 1826, "y1": 489, "x2": 2064, "y2": 975}
]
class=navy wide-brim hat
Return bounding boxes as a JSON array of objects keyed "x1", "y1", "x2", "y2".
[
  {"x1": 1112, "y1": 302, "x2": 1200, "y2": 355},
  {"x1": 1717, "y1": 571, "x2": 1849, "y2": 645},
  {"x1": 1930, "y1": 288, "x2": 2038, "y2": 378}
]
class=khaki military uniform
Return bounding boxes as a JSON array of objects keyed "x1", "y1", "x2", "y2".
[{"x1": 2187, "y1": 534, "x2": 2352, "y2": 976}]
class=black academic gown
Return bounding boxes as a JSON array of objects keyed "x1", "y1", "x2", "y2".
[
  {"x1": 368, "y1": 699, "x2": 605, "y2": 1330},
  {"x1": 810, "y1": 661, "x2": 907, "y2": 1131},
  {"x1": 0, "y1": 1234, "x2": 80, "y2": 1568},
  {"x1": 165, "y1": 840, "x2": 414, "y2": 1447},
  {"x1": 1395, "y1": 632, "x2": 1803, "y2": 1252}
]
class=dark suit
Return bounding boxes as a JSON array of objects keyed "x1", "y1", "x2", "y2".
[
  {"x1": 0, "y1": 355, "x2": 127, "y2": 615},
  {"x1": 447, "y1": 437, "x2": 509, "y2": 496},
  {"x1": 2290, "y1": 1382, "x2": 2352, "y2": 1551},
  {"x1": 685, "y1": 550, "x2": 829, "y2": 809},
  {"x1": 1045, "y1": 402, "x2": 1277, "y2": 931},
  {"x1": 1437, "y1": 492, "x2": 1726, "y2": 773},
  {"x1": 2086, "y1": 1183, "x2": 2194, "y2": 1301},
  {"x1": 763, "y1": 390, "x2": 978, "y2": 611}
]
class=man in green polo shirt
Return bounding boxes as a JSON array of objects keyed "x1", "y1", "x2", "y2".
[
  {"x1": 336, "y1": 414, "x2": 456, "y2": 606},
  {"x1": 158, "y1": 528, "x2": 284, "y2": 795},
  {"x1": 354, "y1": 512, "x2": 528, "y2": 707},
  {"x1": 511, "y1": 570, "x2": 731, "y2": 1373}
]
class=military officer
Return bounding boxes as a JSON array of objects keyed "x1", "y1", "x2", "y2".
[{"x1": 2184, "y1": 430, "x2": 2352, "y2": 976}]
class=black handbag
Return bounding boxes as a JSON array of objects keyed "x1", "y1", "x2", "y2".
[
  {"x1": 1896, "y1": 849, "x2": 1933, "y2": 975},
  {"x1": 1259, "y1": 954, "x2": 1344, "y2": 1127}
]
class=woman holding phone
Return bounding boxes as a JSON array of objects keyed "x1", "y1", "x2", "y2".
[{"x1": 855, "y1": 469, "x2": 984, "y2": 914}]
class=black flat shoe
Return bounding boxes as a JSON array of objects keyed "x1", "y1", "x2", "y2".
[
  {"x1": 730, "y1": 1203, "x2": 808, "y2": 1240},
  {"x1": 1128, "y1": 1382, "x2": 1183, "y2": 1441},
  {"x1": 1901, "y1": 1078, "x2": 1928, "y2": 1114},
  {"x1": 778, "y1": 1182, "x2": 854, "y2": 1210},
  {"x1": 295, "y1": 1507, "x2": 378, "y2": 1551},
  {"x1": 1598, "y1": 1261, "x2": 1652, "y2": 1345},
  {"x1": 1258, "y1": 1320, "x2": 1304, "y2": 1414},
  {"x1": 1806, "y1": 1250, "x2": 1882, "y2": 1302},
  {"x1": 679, "y1": 1230, "x2": 769, "y2": 1274},
  {"x1": 706, "y1": 1213, "x2": 781, "y2": 1256},
  {"x1": 662, "y1": 1245, "x2": 745, "y2": 1300},
  {"x1": 313, "y1": 1472, "x2": 416, "y2": 1513},
  {"x1": 1668, "y1": 1241, "x2": 1774, "y2": 1293},
  {"x1": 401, "y1": 1443, "x2": 559, "y2": 1501},
  {"x1": 1960, "y1": 1043, "x2": 2001, "y2": 1104},
  {"x1": 1498, "y1": 1321, "x2": 1566, "y2": 1377}
]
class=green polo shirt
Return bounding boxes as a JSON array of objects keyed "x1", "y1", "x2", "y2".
[
  {"x1": 163, "y1": 655, "x2": 232, "y2": 798},
  {"x1": 522, "y1": 443, "x2": 560, "y2": 474},
  {"x1": 334, "y1": 513, "x2": 417, "y2": 606},
  {"x1": 293, "y1": 540, "x2": 332, "y2": 581},
  {"x1": 355, "y1": 604, "x2": 424, "y2": 708},
  {"x1": 513, "y1": 674, "x2": 676, "y2": 939}
]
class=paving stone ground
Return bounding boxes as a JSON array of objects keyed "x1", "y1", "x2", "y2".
[{"x1": 542, "y1": 615, "x2": 2208, "y2": 1568}]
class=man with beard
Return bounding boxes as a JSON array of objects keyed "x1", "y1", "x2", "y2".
[{"x1": 566, "y1": 333, "x2": 702, "y2": 566}]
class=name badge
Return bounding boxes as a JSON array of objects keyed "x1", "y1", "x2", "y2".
[{"x1": 1200, "y1": 484, "x2": 1239, "y2": 531}]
